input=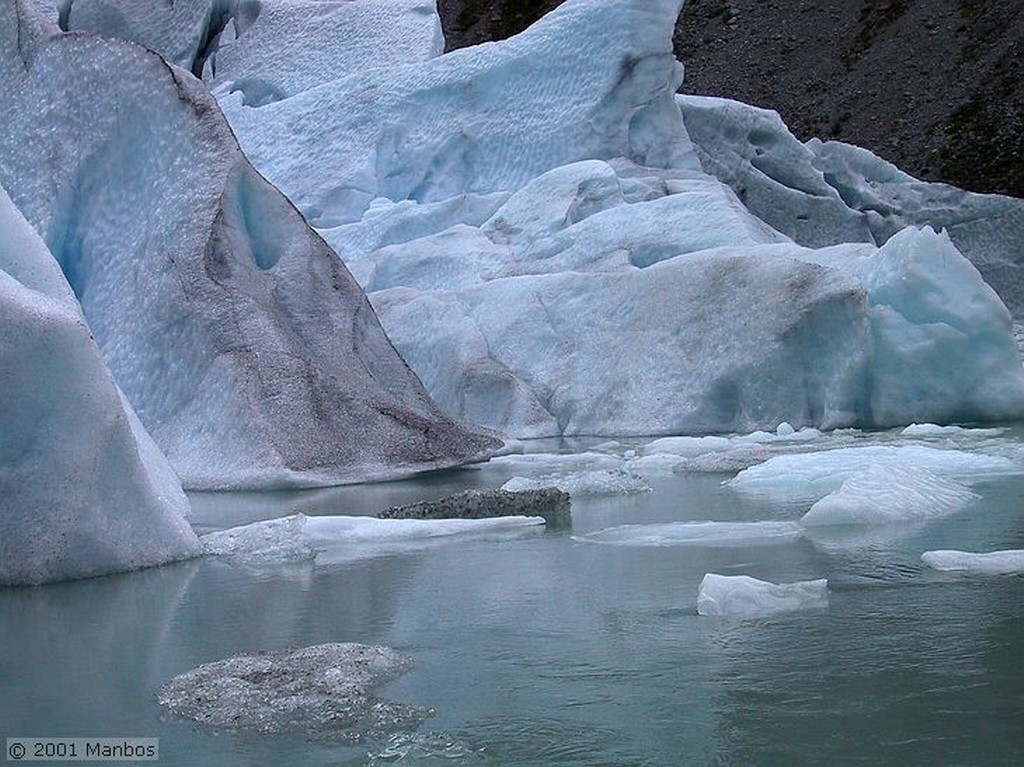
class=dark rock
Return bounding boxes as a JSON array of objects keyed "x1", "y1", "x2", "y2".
[
  {"x1": 377, "y1": 488, "x2": 572, "y2": 529},
  {"x1": 436, "y1": 0, "x2": 1023, "y2": 198}
]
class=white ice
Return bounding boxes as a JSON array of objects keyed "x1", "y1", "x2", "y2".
[
  {"x1": 921, "y1": 549, "x2": 1024, "y2": 575},
  {"x1": 218, "y1": 0, "x2": 697, "y2": 227},
  {"x1": 574, "y1": 521, "x2": 803, "y2": 547},
  {"x1": 800, "y1": 463, "x2": 978, "y2": 527},
  {"x1": 0, "y1": 185, "x2": 200, "y2": 586},
  {"x1": 678, "y1": 94, "x2": 1024, "y2": 318},
  {"x1": 0, "y1": 2, "x2": 498, "y2": 490},
  {"x1": 501, "y1": 471, "x2": 651, "y2": 497},
  {"x1": 696, "y1": 573, "x2": 829, "y2": 617},
  {"x1": 201, "y1": 513, "x2": 545, "y2": 563},
  {"x1": 52, "y1": 0, "x2": 1024, "y2": 441},
  {"x1": 728, "y1": 445, "x2": 1017, "y2": 503},
  {"x1": 206, "y1": 0, "x2": 444, "y2": 102}
]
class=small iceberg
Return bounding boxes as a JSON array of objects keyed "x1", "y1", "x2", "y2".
[
  {"x1": 800, "y1": 463, "x2": 978, "y2": 527},
  {"x1": 201, "y1": 513, "x2": 545, "y2": 563},
  {"x1": 697, "y1": 573, "x2": 829, "y2": 617},
  {"x1": 574, "y1": 520, "x2": 803, "y2": 547},
  {"x1": 501, "y1": 470, "x2": 650, "y2": 497},
  {"x1": 728, "y1": 445, "x2": 1015, "y2": 502},
  {"x1": 921, "y1": 549, "x2": 1024, "y2": 575}
]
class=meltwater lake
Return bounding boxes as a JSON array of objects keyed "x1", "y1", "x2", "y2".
[{"x1": 2, "y1": 424, "x2": 1024, "y2": 766}]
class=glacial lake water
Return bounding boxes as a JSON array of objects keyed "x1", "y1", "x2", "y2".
[{"x1": 2, "y1": 427, "x2": 1024, "y2": 766}]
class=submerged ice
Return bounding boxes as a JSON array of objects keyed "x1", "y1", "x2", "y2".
[
  {"x1": 696, "y1": 573, "x2": 829, "y2": 618},
  {"x1": 922, "y1": 549, "x2": 1024, "y2": 576}
]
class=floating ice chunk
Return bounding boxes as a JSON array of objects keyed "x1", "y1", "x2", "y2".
[
  {"x1": 575, "y1": 521, "x2": 803, "y2": 547},
  {"x1": 303, "y1": 515, "x2": 544, "y2": 544},
  {"x1": 200, "y1": 514, "x2": 317, "y2": 562},
  {"x1": 489, "y1": 452, "x2": 626, "y2": 474},
  {"x1": 159, "y1": 643, "x2": 428, "y2": 740},
  {"x1": 900, "y1": 423, "x2": 1006, "y2": 439},
  {"x1": 696, "y1": 573, "x2": 829, "y2": 617},
  {"x1": 622, "y1": 454, "x2": 690, "y2": 476},
  {"x1": 776, "y1": 422, "x2": 796, "y2": 436},
  {"x1": 640, "y1": 436, "x2": 734, "y2": 457},
  {"x1": 801, "y1": 463, "x2": 978, "y2": 527},
  {"x1": 728, "y1": 445, "x2": 1017, "y2": 502},
  {"x1": 202, "y1": 513, "x2": 545, "y2": 563},
  {"x1": 501, "y1": 470, "x2": 650, "y2": 497},
  {"x1": 0, "y1": 185, "x2": 200, "y2": 586},
  {"x1": 921, "y1": 549, "x2": 1024, "y2": 575}
]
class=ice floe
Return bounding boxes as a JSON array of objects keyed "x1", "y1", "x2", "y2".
[
  {"x1": 574, "y1": 521, "x2": 803, "y2": 547},
  {"x1": 696, "y1": 573, "x2": 829, "y2": 617},
  {"x1": 201, "y1": 513, "x2": 546, "y2": 563},
  {"x1": 921, "y1": 549, "x2": 1024, "y2": 576},
  {"x1": 800, "y1": 463, "x2": 979, "y2": 527},
  {"x1": 727, "y1": 445, "x2": 1017, "y2": 503}
]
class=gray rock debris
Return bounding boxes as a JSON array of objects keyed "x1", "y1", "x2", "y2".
[
  {"x1": 378, "y1": 487, "x2": 572, "y2": 528},
  {"x1": 159, "y1": 643, "x2": 429, "y2": 741}
]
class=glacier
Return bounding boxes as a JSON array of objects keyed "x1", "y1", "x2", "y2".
[
  {"x1": 679, "y1": 94, "x2": 1024, "y2": 318},
  {"x1": 47, "y1": 0, "x2": 1024, "y2": 440},
  {"x1": 6, "y1": 0, "x2": 1024, "y2": 582},
  {"x1": 127, "y1": 0, "x2": 1024, "y2": 439},
  {"x1": 0, "y1": 185, "x2": 200, "y2": 586},
  {"x1": 1, "y1": 0, "x2": 500, "y2": 489}
]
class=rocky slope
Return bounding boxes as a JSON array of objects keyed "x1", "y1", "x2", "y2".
[{"x1": 438, "y1": 0, "x2": 1023, "y2": 198}]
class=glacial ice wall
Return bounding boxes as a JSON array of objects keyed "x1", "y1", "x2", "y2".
[
  {"x1": 679, "y1": 94, "x2": 1024, "y2": 318},
  {"x1": 0, "y1": 186, "x2": 200, "y2": 586},
  {"x1": 0, "y1": 0, "x2": 500, "y2": 489},
  {"x1": 22, "y1": 0, "x2": 1024, "y2": 444},
  {"x1": 199, "y1": 0, "x2": 1024, "y2": 438}
]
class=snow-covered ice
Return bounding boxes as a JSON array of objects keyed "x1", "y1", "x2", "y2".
[
  {"x1": 575, "y1": 521, "x2": 803, "y2": 547},
  {"x1": 0, "y1": 1, "x2": 499, "y2": 489},
  {"x1": 0, "y1": 185, "x2": 200, "y2": 586},
  {"x1": 921, "y1": 549, "x2": 1024, "y2": 576},
  {"x1": 696, "y1": 573, "x2": 829, "y2": 617},
  {"x1": 800, "y1": 463, "x2": 978, "y2": 527}
]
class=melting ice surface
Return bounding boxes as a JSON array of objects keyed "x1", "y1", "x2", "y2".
[
  {"x1": 696, "y1": 574, "x2": 829, "y2": 617},
  {"x1": 5, "y1": 423, "x2": 1024, "y2": 766},
  {"x1": 922, "y1": 549, "x2": 1024, "y2": 575}
]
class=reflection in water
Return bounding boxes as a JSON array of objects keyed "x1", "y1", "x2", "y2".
[{"x1": 1, "y1": 454, "x2": 1023, "y2": 766}]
